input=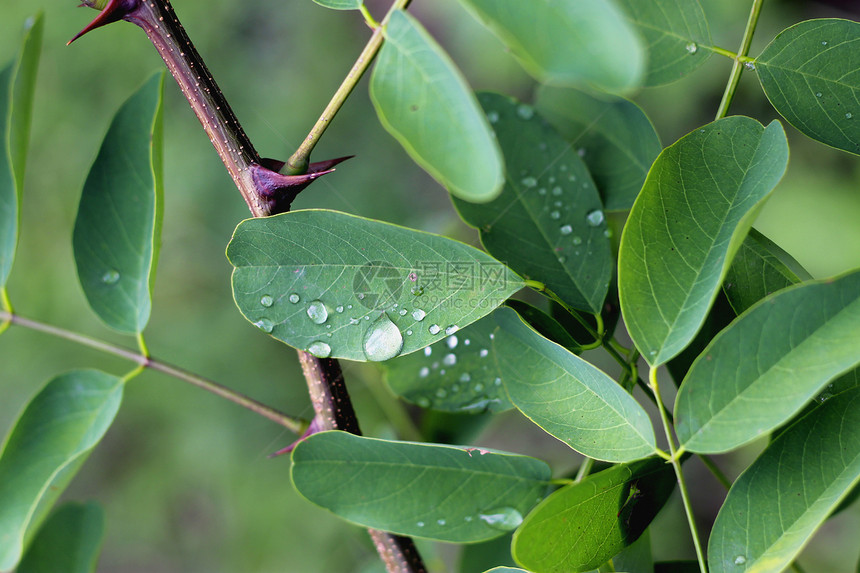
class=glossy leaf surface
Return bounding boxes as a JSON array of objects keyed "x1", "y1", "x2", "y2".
[
  {"x1": 615, "y1": 0, "x2": 712, "y2": 86},
  {"x1": 228, "y1": 210, "x2": 522, "y2": 362},
  {"x1": 384, "y1": 314, "x2": 512, "y2": 413},
  {"x1": 17, "y1": 502, "x2": 104, "y2": 573},
  {"x1": 291, "y1": 431, "x2": 550, "y2": 542},
  {"x1": 618, "y1": 117, "x2": 789, "y2": 366},
  {"x1": 536, "y1": 86, "x2": 662, "y2": 211},
  {"x1": 0, "y1": 370, "x2": 123, "y2": 571},
  {"x1": 73, "y1": 72, "x2": 164, "y2": 334},
  {"x1": 513, "y1": 458, "x2": 675, "y2": 573},
  {"x1": 757, "y1": 19, "x2": 860, "y2": 155},
  {"x1": 453, "y1": 93, "x2": 612, "y2": 313},
  {"x1": 371, "y1": 10, "x2": 504, "y2": 202},
  {"x1": 456, "y1": 0, "x2": 644, "y2": 92},
  {"x1": 0, "y1": 14, "x2": 42, "y2": 289},
  {"x1": 675, "y1": 270, "x2": 860, "y2": 453},
  {"x1": 708, "y1": 387, "x2": 860, "y2": 573},
  {"x1": 723, "y1": 228, "x2": 811, "y2": 315},
  {"x1": 492, "y1": 307, "x2": 656, "y2": 462},
  {"x1": 312, "y1": 0, "x2": 362, "y2": 9}
]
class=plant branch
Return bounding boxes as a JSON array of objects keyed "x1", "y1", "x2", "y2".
[
  {"x1": 0, "y1": 310, "x2": 304, "y2": 434},
  {"x1": 715, "y1": 0, "x2": 765, "y2": 119},
  {"x1": 285, "y1": 0, "x2": 413, "y2": 174}
]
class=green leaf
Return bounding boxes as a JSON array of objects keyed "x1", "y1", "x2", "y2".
[
  {"x1": 675, "y1": 270, "x2": 860, "y2": 453},
  {"x1": 227, "y1": 209, "x2": 523, "y2": 362},
  {"x1": 17, "y1": 502, "x2": 104, "y2": 573},
  {"x1": 512, "y1": 458, "x2": 675, "y2": 573},
  {"x1": 453, "y1": 93, "x2": 612, "y2": 313},
  {"x1": 291, "y1": 431, "x2": 550, "y2": 542},
  {"x1": 535, "y1": 86, "x2": 662, "y2": 212},
  {"x1": 505, "y1": 299, "x2": 581, "y2": 352},
  {"x1": 370, "y1": 10, "x2": 504, "y2": 202},
  {"x1": 613, "y1": 528, "x2": 655, "y2": 573},
  {"x1": 312, "y1": 0, "x2": 363, "y2": 9},
  {"x1": 756, "y1": 19, "x2": 860, "y2": 155},
  {"x1": 708, "y1": 387, "x2": 860, "y2": 573},
  {"x1": 618, "y1": 117, "x2": 789, "y2": 366},
  {"x1": 73, "y1": 72, "x2": 165, "y2": 334},
  {"x1": 0, "y1": 14, "x2": 42, "y2": 289},
  {"x1": 0, "y1": 370, "x2": 123, "y2": 571},
  {"x1": 615, "y1": 0, "x2": 712, "y2": 86},
  {"x1": 460, "y1": 534, "x2": 517, "y2": 573},
  {"x1": 384, "y1": 314, "x2": 512, "y2": 413},
  {"x1": 492, "y1": 307, "x2": 657, "y2": 462},
  {"x1": 455, "y1": 0, "x2": 644, "y2": 92},
  {"x1": 482, "y1": 569, "x2": 529, "y2": 573},
  {"x1": 723, "y1": 228, "x2": 812, "y2": 315}
]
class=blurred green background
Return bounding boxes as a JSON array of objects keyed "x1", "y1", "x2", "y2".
[{"x1": 1, "y1": 0, "x2": 858, "y2": 571}]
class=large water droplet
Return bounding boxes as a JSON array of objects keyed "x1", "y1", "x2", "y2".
[
  {"x1": 560, "y1": 224, "x2": 573, "y2": 235},
  {"x1": 516, "y1": 104, "x2": 535, "y2": 120},
  {"x1": 479, "y1": 507, "x2": 523, "y2": 531},
  {"x1": 255, "y1": 318, "x2": 274, "y2": 333},
  {"x1": 363, "y1": 314, "x2": 404, "y2": 362},
  {"x1": 429, "y1": 324, "x2": 441, "y2": 335},
  {"x1": 307, "y1": 300, "x2": 329, "y2": 324},
  {"x1": 289, "y1": 293, "x2": 300, "y2": 304},
  {"x1": 260, "y1": 295, "x2": 274, "y2": 307},
  {"x1": 307, "y1": 341, "x2": 332, "y2": 358},
  {"x1": 412, "y1": 309, "x2": 426, "y2": 321},
  {"x1": 102, "y1": 270, "x2": 120, "y2": 284},
  {"x1": 586, "y1": 209, "x2": 605, "y2": 226},
  {"x1": 685, "y1": 42, "x2": 698, "y2": 55}
]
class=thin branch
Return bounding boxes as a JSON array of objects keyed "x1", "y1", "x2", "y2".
[{"x1": 715, "y1": 0, "x2": 765, "y2": 119}]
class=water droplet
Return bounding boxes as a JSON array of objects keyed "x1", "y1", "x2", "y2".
[
  {"x1": 486, "y1": 111, "x2": 499, "y2": 124},
  {"x1": 550, "y1": 210, "x2": 561, "y2": 220},
  {"x1": 363, "y1": 314, "x2": 404, "y2": 362},
  {"x1": 417, "y1": 521, "x2": 425, "y2": 527},
  {"x1": 451, "y1": 383, "x2": 460, "y2": 392},
  {"x1": 443, "y1": 353, "x2": 457, "y2": 366},
  {"x1": 557, "y1": 256, "x2": 566, "y2": 263},
  {"x1": 734, "y1": 555, "x2": 747, "y2": 565},
  {"x1": 465, "y1": 516, "x2": 473, "y2": 522},
  {"x1": 412, "y1": 309, "x2": 426, "y2": 321},
  {"x1": 307, "y1": 300, "x2": 329, "y2": 324},
  {"x1": 289, "y1": 293, "x2": 300, "y2": 304},
  {"x1": 479, "y1": 348, "x2": 489, "y2": 358},
  {"x1": 411, "y1": 285, "x2": 425, "y2": 296},
  {"x1": 419, "y1": 366, "x2": 430, "y2": 378},
  {"x1": 406, "y1": 329, "x2": 413, "y2": 335},
  {"x1": 494, "y1": 377, "x2": 502, "y2": 386},
  {"x1": 417, "y1": 397, "x2": 431, "y2": 408},
  {"x1": 255, "y1": 318, "x2": 274, "y2": 333},
  {"x1": 552, "y1": 186, "x2": 563, "y2": 196},
  {"x1": 474, "y1": 382, "x2": 484, "y2": 392},
  {"x1": 521, "y1": 176, "x2": 538, "y2": 188},
  {"x1": 516, "y1": 104, "x2": 535, "y2": 120},
  {"x1": 586, "y1": 209, "x2": 605, "y2": 226},
  {"x1": 846, "y1": 112, "x2": 853, "y2": 119},
  {"x1": 815, "y1": 92, "x2": 823, "y2": 97},
  {"x1": 429, "y1": 324, "x2": 441, "y2": 335},
  {"x1": 307, "y1": 341, "x2": 332, "y2": 358},
  {"x1": 424, "y1": 347, "x2": 432, "y2": 357},
  {"x1": 459, "y1": 373, "x2": 471, "y2": 383},
  {"x1": 685, "y1": 42, "x2": 698, "y2": 55},
  {"x1": 437, "y1": 518, "x2": 446, "y2": 526},
  {"x1": 489, "y1": 333, "x2": 495, "y2": 340},
  {"x1": 347, "y1": 304, "x2": 353, "y2": 309},
  {"x1": 577, "y1": 148, "x2": 586, "y2": 157},
  {"x1": 553, "y1": 200, "x2": 563, "y2": 207},
  {"x1": 568, "y1": 235, "x2": 582, "y2": 246},
  {"x1": 101, "y1": 270, "x2": 120, "y2": 284},
  {"x1": 260, "y1": 295, "x2": 274, "y2": 307},
  {"x1": 446, "y1": 335, "x2": 458, "y2": 349},
  {"x1": 464, "y1": 339, "x2": 471, "y2": 345},
  {"x1": 349, "y1": 317, "x2": 361, "y2": 325},
  {"x1": 436, "y1": 388, "x2": 448, "y2": 399},
  {"x1": 479, "y1": 507, "x2": 523, "y2": 531},
  {"x1": 399, "y1": 309, "x2": 408, "y2": 316},
  {"x1": 743, "y1": 61, "x2": 756, "y2": 71},
  {"x1": 445, "y1": 325, "x2": 459, "y2": 335},
  {"x1": 821, "y1": 40, "x2": 828, "y2": 46},
  {"x1": 560, "y1": 224, "x2": 573, "y2": 235}
]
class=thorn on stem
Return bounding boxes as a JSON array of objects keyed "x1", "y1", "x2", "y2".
[{"x1": 67, "y1": 0, "x2": 139, "y2": 45}]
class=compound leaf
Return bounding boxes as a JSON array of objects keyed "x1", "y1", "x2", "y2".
[
  {"x1": 17, "y1": 502, "x2": 104, "y2": 573},
  {"x1": 291, "y1": 431, "x2": 550, "y2": 543}
]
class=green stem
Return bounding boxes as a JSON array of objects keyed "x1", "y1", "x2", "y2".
[
  {"x1": 715, "y1": 0, "x2": 765, "y2": 120},
  {"x1": 649, "y1": 367, "x2": 707, "y2": 573},
  {"x1": 699, "y1": 454, "x2": 732, "y2": 490},
  {"x1": 0, "y1": 289, "x2": 11, "y2": 336},
  {"x1": 574, "y1": 457, "x2": 594, "y2": 483},
  {"x1": 285, "y1": 0, "x2": 413, "y2": 174},
  {"x1": 0, "y1": 310, "x2": 304, "y2": 434}
]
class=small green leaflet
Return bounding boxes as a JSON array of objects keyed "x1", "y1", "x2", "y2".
[
  {"x1": 453, "y1": 93, "x2": 612, "y2": 314},
  {"x1": 455, "y1": 0, "x2": 645, "y2": 92},
  {"x1": 708, "y1": 387, "x2": 860, "y2": 573},
  {"x1": 312, "y1": 0, "x2": 363, "y2": 9},
  {"x1": 0, "y1": 14, "x2": 42, "y2": 290},
  {"x1": 757, "y1": 19, "x2": 860, "y2": 155},
  {"x1": 17, "y1": 502, "x2": 104, "y2": 573},
  {"x1": 370, "y1": 10, "x2": 504, "y2": 203},
  {"x1": 291, "y1": 431, "x2": 550, "y2": 543},
  {"x1": 73, "y1": 72, "x2": 165, "y2": 334},
  {"x1": 227, "y1": 209, "x2": 522, "y2": 362},
  {"x1": 0, "y1": 370, "x2": 123, "y2": 571},
  {"x1": 675, "y1": 270, "x2": 860, "y2": 454},
  {"x1": 618, "y1": 117, "x2": 789, "y2": 366},
  {"x1": 492, "y1": 307, "x2": 657, "y2": 462}
]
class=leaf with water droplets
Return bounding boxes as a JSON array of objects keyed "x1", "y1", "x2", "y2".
[
  {"x1": 453, "y1": 93, "x2": 612, "y2": 314},
  {"x1": 291, "y1": 431, "x2": 550, "y2": 543},
  {"x1": 493, "y1": 307, "x2": 657, "y2": 462},
  {"x1": 0, "y1": 14, "x2": 42, "y2": 290},
  {"x1": 615, "y1": 0, "x2": 712, "y2": 86},
  {"x1": 512, "y1": 457, "x2": 675, "y2": 573},
  {"x1": 757, "y1": 19, "x2": 860, "y2": 155},
  {"x1": 73, "y1": 72, "x2": 164, "y2": 334},
  {"x1": 723, "y1": 228, "x2": 812, "y2": 315},
  {"x1": 16, "y1": 502, "x2": 104, "y2": 573},
  {"x1": 384, "y1": 314, "x2": 512, "y2": 413},
  {"x1": 618, "y1": 117, "x2": 789, "y2": 366},
  {"x1": 536, "y1": 86, "x2": 661, "y2": 211},
  {"x1": 455, "y1": 0, "x2": 644, "y2": 92},
  {"x1": 227, "y1": 209, "x2": 522, "y2": 362},
  {"x1": 0, "y1": 370, "x2": 123, "y2": 571},
  {"x1": 370, "y1": 10, "x2": 504, "y2": 202},
  {"x1": 708, "y1": 387, "x2": 860, "y2": 573},
  {"x1": 675, "y1": 270, "x2": 860, "y2": 454}
]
